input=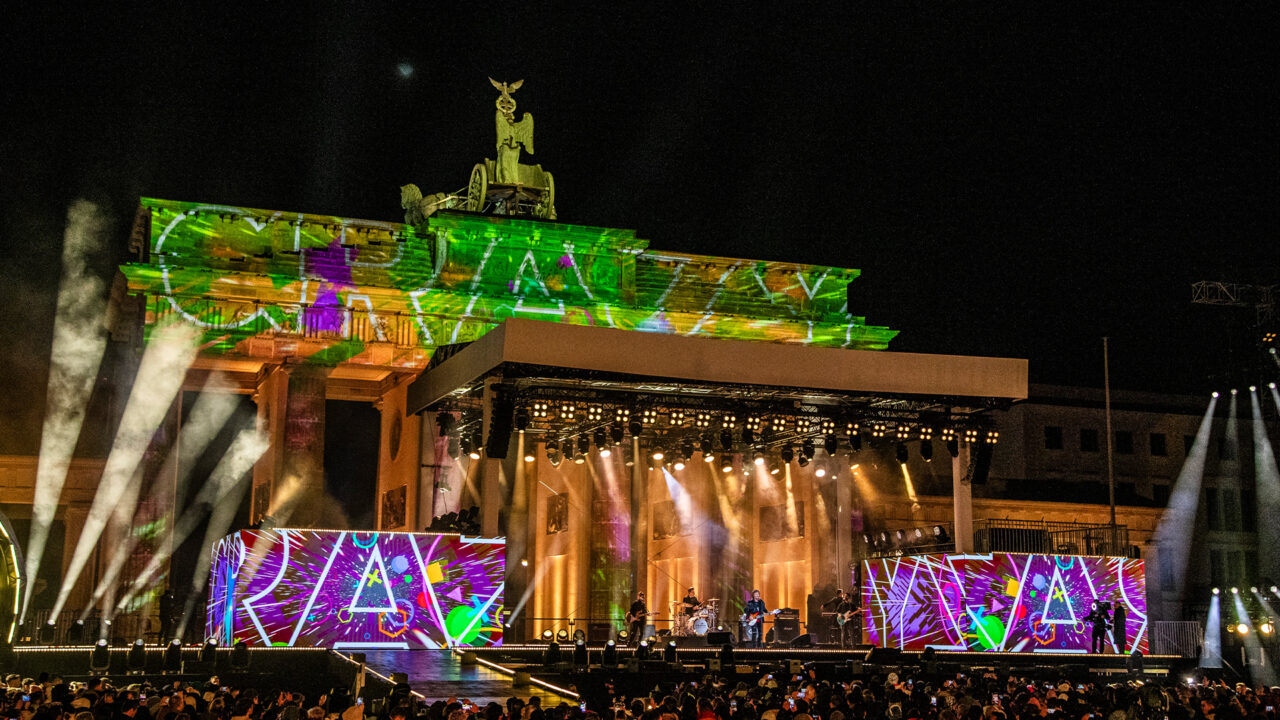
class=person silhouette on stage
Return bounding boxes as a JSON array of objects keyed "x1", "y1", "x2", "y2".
[{"x1": 1086, "y1": 600, "x2": 1111, "y2": 654}]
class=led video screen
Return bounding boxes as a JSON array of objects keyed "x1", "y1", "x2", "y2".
[
  {"x1": 207, "y1": 529, "x2": 504, "y2": 649},
  {"x1": 863, "y1": 552, "x2": 1147, "y2": 653}
]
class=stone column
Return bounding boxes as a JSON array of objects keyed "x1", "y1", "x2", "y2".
[
  {"x1": 952, "y1": 442, "x2": 974, "y2": 553},
  {"x1": 253, "y1": 363, "x2": 331, "y2": 527},
  {"x1": 629, "y1": 437, "x2": 648, "y2": 598},
  {"x1": 375, "y1": 378, "x2": 422, "y2": 531}
]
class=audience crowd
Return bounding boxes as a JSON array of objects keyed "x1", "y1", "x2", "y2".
[{"x1": 1, "y1": 666, "x2": 1269, "y2": 720}]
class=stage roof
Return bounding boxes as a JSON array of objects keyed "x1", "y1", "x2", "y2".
[{"x1": 407, "y1": 318, "x2": 1027, "y2": 423}]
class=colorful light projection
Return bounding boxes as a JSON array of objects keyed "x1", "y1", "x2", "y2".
[
  {"x1": 862, "y1": 552, "x2": 1147, "y2": 653},
  {"x1": 121, "y1": 200, "x2": 897, "y2": 367},
  {"x1": 206, "y1": 529, "x2": 504, "y2": 649}
]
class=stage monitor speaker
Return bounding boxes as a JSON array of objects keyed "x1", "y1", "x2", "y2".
[
  {"x1": 867, "y1": 647, "x2": 902, "y2": 665},
  {"x1": 789, "y1": 659, "x2": 804, "y2": 675},
  {"x1": 588, "y1": 623, "x2": 613, "y2": 643},
  {"x1": 774, "y1": 618, "x2": 801, "y2": 643},
  {"x1": 706, "y1": 630, "x2": 734, "y2": 646},
  {"x1": 789, "y1": 633, "x2": 814, "y2": 648},
  {"x1": 708, "y1": 658, "x2": 721, "y2": 672}
]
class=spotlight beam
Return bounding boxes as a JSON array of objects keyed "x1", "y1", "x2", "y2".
[
  {"x1": 49, "y1": 322, "x2": 201, "y2": 618},
  {"x1": 174, "y1": 428, "x2": 268, "y2": 638},
  {"x1": 23, "y1": 200, "x2": 111, "y2": 622},
  {"x1": 1250, "y1": 389, "x2": 1280, "y2": 582},
  {"x1": 1155, "y1": 395, "x2": 1217, "y2": 596},
  {"x1": 1202, "y1": 592, "x2": 1221, "y2": 668},
  {"x1": 114, "y1": 427, "x2": 268, "y2": 617}
]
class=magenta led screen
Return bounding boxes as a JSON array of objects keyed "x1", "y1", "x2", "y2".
[
  {"x1": 207, "y1": 529, "x2": 504, "y2": 649},
  {"x1": 862, "y1": 552, "x2": 1147, "y2": 653}
]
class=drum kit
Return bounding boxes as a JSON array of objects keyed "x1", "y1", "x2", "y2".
[{"x1": 670, "y1": 598, "x2": 720, "y2": 636}]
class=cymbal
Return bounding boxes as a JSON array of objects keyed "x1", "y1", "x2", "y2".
[{"x1": 704, "y1": 598, "x2": 720, "y2": 602}]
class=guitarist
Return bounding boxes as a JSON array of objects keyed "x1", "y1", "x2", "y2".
[
  {"x1": 742, "y1": 589, "x2": 769, "y2": 648},
  {"x1": 835, "y1": 590, "x2": 862, "y2": 648},
  {"x1": 626, "y1": 591, "x2": 649, "y2": 646}
]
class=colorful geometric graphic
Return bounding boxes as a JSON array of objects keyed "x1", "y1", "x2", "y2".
[
  {"x1": 862, "y1": 552, "x2": 1147, "y2": 653},
  {"x1": 121, "y1": 199, "x2": 897, "y2": 369},
  {"x1": 206, "y1": 529, "x2": 504, "y2": 649}
]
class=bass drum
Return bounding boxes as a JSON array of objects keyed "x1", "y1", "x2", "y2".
[{"x1": 692, "y1": 617, "x2": 709, "y2": 635}]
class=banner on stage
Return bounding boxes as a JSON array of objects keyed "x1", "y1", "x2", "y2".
[
  {"x1": 862, "y1": 552, "x2": 1147, "y2": 653},
  {"x1": 207, "y1": 529, "x2": 504, "y2": 649}
]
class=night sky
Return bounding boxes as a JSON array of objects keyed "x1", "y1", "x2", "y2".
[{"x1": 2, "y1": 3, "x2": 1276, "y2": 454}]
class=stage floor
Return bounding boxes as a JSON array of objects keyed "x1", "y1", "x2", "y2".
[{"x1": 359, "y1": 650, "x2": 571, "y2": 706}]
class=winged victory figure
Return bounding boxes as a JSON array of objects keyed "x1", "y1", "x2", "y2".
[{"x1": 491, "y1": 77, "x2": 534, "y2": 184}]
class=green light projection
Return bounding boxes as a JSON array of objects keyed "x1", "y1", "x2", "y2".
[{"x1": 121, "y1": 199, "x2": 896, "y2": 367}]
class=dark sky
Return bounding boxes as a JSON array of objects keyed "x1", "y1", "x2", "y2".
[{"x1": 2, "y1": 2, "x2": 1277, "y2": 449}]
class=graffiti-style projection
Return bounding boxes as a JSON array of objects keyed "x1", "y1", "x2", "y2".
[
  {"x1": 121, "y1": 200, "x2": 897, "y2": 368},
  {"x1": 206, "y1": 529, "x2": 504, "y2": 649},
  {"x1": 862, "y1": 553, "x2": 1147, "y2": 653}
]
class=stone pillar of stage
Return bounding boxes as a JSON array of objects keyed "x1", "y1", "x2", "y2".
[
  {"x1": 629, "y1": 437, "x2": 648, "y2": 600},
  {"x1": 476, "y1": 378, "x2": 512, "y2": 539},
  {"x1": 375, "y1": 379, "x2": 421, "y2": 531},
  {"x1": 952, "y1": 441, "x2": 974, "y2": 553},
  {"x1": 251, "y1": 363, "x2": 332, "y2": 527}
]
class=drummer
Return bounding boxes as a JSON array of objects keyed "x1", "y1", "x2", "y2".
[{"x1": 682, "y1": 586, "x2": 701, "y2": 614}]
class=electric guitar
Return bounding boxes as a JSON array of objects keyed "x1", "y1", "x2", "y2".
[
  {"x1": 741, "y1": 608, "x2": 782, "y2": 627},
  {"x1": 835, "y1": 609, "x2": 863, "y2": 626},
  {"x1": 626, "y1": 609, "x2": 655, "y2": 624}
]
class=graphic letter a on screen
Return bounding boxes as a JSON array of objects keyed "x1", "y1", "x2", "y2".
[{"x1": 350, "y1": 544, "x2": 398, "y2": 613}]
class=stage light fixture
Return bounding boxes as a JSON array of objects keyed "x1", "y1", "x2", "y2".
[
  {"x1": 636, "y1": 640, "x2": 650, "y2": 660},
  {"x1": 797, "y1": 454, "x2": 809, "y2": 467},
  {"x1": 521, "y1": 559, "x2": 528, "y2": 567},
  {"x1": 920, "y1": 439, "x2": 933, "y2": 462},
  {"x1": 230, "y1": 640, "x2": 249, "y2": 669},
  {"x1": 742, "y1": 427, "x2": 755, "y2": 445},
  {"x1": 628, "y1": 420, "x2": 643, "y2": 436},
  {"x1": 1232, "y1": 587, "x2": 1239, "y2": 594},
  {"x1": 1252, "y1": 586, "x2": 1259, "y2": 593},
  {"x1": 163, "y1": 638, "x2": 183, "y2": 672},
  {"x1": 576, "y1": 435, "x2": 590, "y2": 457},
  {"x1": 674, "y1": 460, "x2": 686, "y2": 471},
  {"x1": 815, "y1": 467, "x2": 827, "y2": 478},
  {"x1": 39, "y1": 622, "x2": 55, "y2": 644},
  {"x1": 602, "y1": 639, "x2": 618, "y2": 665},
  {"x1": 753, "y1": 450, "x2": 765, "y2": 466},
  {"x1": 68, "y1": 619, "x2": 85, "y2": 644},
  {"x1": 769, "y1": 465, "x2": 780, "y2": 476},
  {"x1": 703, "y1": 452, "x2": 714, "y2": 463},
  {"x1": 524, "y1": 452, "x2": 536, "y2": 463},
  {"x1": 460, "y1": 434, "x2": 475, "y2": 459},
  {"x1": 719, "y1": 429, "x2": 734, "y2": 452},
  {"x1": 594, "y1": 428, "x2": 608, "y2": 450},
  {"x1": 574, "y1": 639, "x2": 588, "y2": 666},
  {"x1": 781, "y1": 445, "x2": 795, "y2": 463},
  {"x1": 1231, "y1": 389, "x2": 1238, "y2": 395},
  {"x1": 824, "y1": 434, "x2": 838, "y2": 454},
  {"x1": 721, "y1": 462, "x2": 733, "y2": 473},
  {"x1": 700, "y1": 434, "x2": 715, "y2": 455},
  {"x1": 573, "y1": 453, "x2": 585, "y2": 464},
  {"x1": 515, "y1": 410, "x2": 530, "y2": 430},
  {"x1": 556, "y1": 628, "x2": 570, "y2": 642},
  {"x1": 611, "y1": 423, "x2": 625, "y2": 444},
  {"x1": 664, "y1": 640, "x2": 678, "y2": 663},
  {"x1": 600, "y1": 446, "x2": 612, "y2": 458},
  {"x1": 200, "y1": 638, "x2": 217, "y2": 664},
  {"x1": 1250, "y1": 386, "x2": 1257, "y2": 392},
  {"x1": 681, "y1": 438, "x2": 695, "y2": 459},
  {"x1": 849, "y1": 432, "x2": 862, "y2": 453},
  {"x1": 801, "y1": 438, "x2": 815, "y2": 459},
  {"x1": 1212, "y1": 391, "x2": 1220, "y2": 398},
  {"x1": 616, "y1": 629, "x2": 629, "y2": 643},
  {"x1": 946, "y1": 437, "x2": 959, "y2": 457},
  {"x1": 1213, "y1": 587, "x2": 1220, "y2": 595},
  {"x1": 127, "y1": 639, "x2": 146, "y2": 672},
  {"x1": 1272, "y1": 586, "x2": 1278, "y2": 594},
  {"x1": 541, "y1": 628, "x2": 554, "y2": 642},
  {"x1": 90, "y1": 638, "x2": 110, "y2": 672},
  {"x1": 896, "y1": 443, "x2": 909, "y2": 464},
  {"x1": 1262, "y1": 622, "x2": 1275, "y2": 635},
  {"x1": 1238, "y1": 624, "x2": 1250, "y2": 636},
  {"x1": 652, "y1": 447, "x2": 665, "y2": 461}
]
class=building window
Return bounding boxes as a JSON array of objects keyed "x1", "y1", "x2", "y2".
[
  {"x1": 1150, "y1": 433, "x2": 1167, "y2": 456},
  {"x1": 1243, "y1": 489, "x2": 1256, "y2": 532},
  {"x1": 1044, "y1": 426, "x2": 1063, "y2": 450},
  {"x1": 1218, "y1": 436, "x2": 1236, "y2": 461},
  {"x1": 1205, "y1": 488, "x2": 1221, "y2": 531},
  {"x1": 1210, "y1": 549, "x2": 1226, "y2": 588},
  {"x1": 1153, "y1": 483, "x2": 1170, "y2": 506},
  {"x1": 1115, "y1": 430, "x2": 1134, "y2": 454},
  {"x1": 1222, "y1": 488, "x2": 1242, "y2": 531},
  {"x1": 1080, "y1": 428, "x2": 1099, "y2": 452}
]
